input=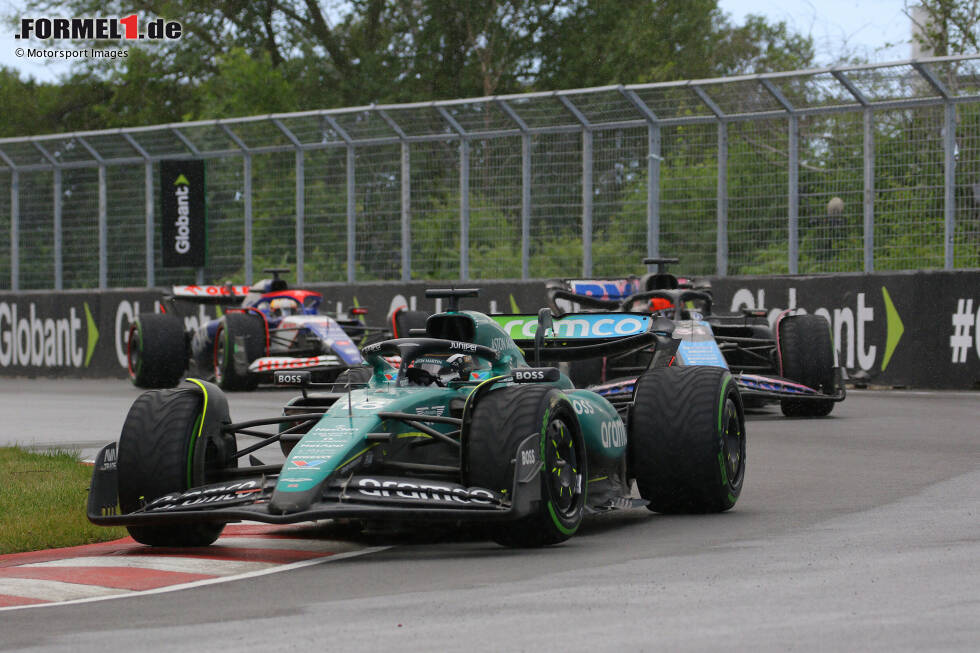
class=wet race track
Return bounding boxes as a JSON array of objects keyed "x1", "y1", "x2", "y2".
[{"x1": 0, "y1": 378, "x2": 978, "y2": 652}]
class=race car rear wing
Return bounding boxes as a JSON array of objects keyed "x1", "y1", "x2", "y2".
[
  {"x1": 491, "y1": 312, "x2": 676, "y2": 362},
  {"x1": 167, "y1": 284, "x2": 251, "y2": 304},
  {"x1": 548, "y1": 287, "x2": 715, "y2": 317}
]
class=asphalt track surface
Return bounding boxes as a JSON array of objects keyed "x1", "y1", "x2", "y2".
[{"x1": 1, "y1": 378, "x2": 978, "y2": 652}]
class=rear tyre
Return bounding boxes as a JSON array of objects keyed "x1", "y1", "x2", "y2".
[
  {"x1": 127, "y1": 313, "x2": 187, "y2": 388},
  {"x1": 778, "y1": 315, "x2": 836, "y2": 417},
  {"x1": 630, "y1": 366, "x2": 745, "y2": 513},
  {"x1": 468, "y1": 385, "x2": 587, "y2": 547},
  {"x1": 117, "y1": 386, "x2": 236, "y2": 546},
  {"x1": 214, "y1": 312, "x2": 266, "y2": 391}
]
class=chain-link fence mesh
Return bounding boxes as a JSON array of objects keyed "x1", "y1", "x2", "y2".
[
  {"x1": 469, "y1": 136, "x2": 523, "y2": 280},
  {"x1": 20, "y1": 170, "x2": 55, "y2": 289},
  {"x1": 660, "y1": 123, "x2": 717, "y2": 276},
  {"x1": 302, "y1": 148, "x2": 349, "y2": 283},
  {"x1": 2, "y1": 56, "x2": 979, "y2": 290},
  {"x1": 354, "y1": 144, "x2": 401, "y2": 281}
]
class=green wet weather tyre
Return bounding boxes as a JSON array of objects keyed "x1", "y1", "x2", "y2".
[
  {"x1": 117, "y1": 386, "x2": 236, "y2": 546},
  {"x1": 214, "y1": 312, "x2": 266, "y2": 391},
  {"x1": 468, "y1": 385, "x2": 587, "y2": 547},
  {"x1": 630, "y1": 366, "x2": 745, "y2": 513},
  {"x1": 127, "y1": 313, "x2": 186, "y2": 389},
  {"x1": 778, "y1": 314, "x2": 836, "y2": 417}
]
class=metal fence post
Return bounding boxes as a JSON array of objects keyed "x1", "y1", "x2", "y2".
[
  {"x1": 244, "y1": 153, "x2": 253, "y2": 284},
  {"x1": 582, "y1": 129, "x2": 593, "y2": 276},
  {"x1": 53, "y1": 168, "x2": 62, "y2": 289},
  {"x1": 295, "y1": 149, "x2": 305, "y2": 284},
  {"x1": 322, "y1": 114, "x2": 356, "y2": 283},
  {"x1": 621, "y1": 88, "x2": 662, "y2": 261},
  {"x1": 522, "y1": 134, "x2": 531, "y2": 279},
  {"x1": 145, "y1": 162, "x2": 155, "y2": 286},
  {"x1": 912, "y1": 60, "x2": 957, "y2": 270},
  {"x1": 460, "y1": 138, "x2": 470, "y2": 280},
  {"x1": 558, "y1": 95, "x2": 593, "y2": 276},
  {"x1": 98, "y1": 164, "x2": 107, "y2": 288},
  {"x1": 436, "y1": 106, "x2": 470, "y2": 280},
  {"x1": 648, "y1": 125, "x2": 661, "y2": 260},
  {"x1": 863, "y1": 108, "x2": 875, "y2": 272},
  {"x1": 944, "y1": 101, "x2": 956, "y2": 269},
  {"x1": 693, "y1": 85, "x2": 728, "y2": 276},
  {"x1": 717, "y1": 121, "x2": 728, "y2": 276},
  {"x1": 273, "y1": 119, "x2": 306, "y2": 284},
  {"x1": 401, "y1": 141, "x2": 411, "y2": 281},
  {"x1": 347, "y1": 145, "x2": 356, "y2": 282},
  {"x1": 832, "y1": 70, "x2": 874, "y2": 272},
  {"x1": 788, "y1": 116, "x2": 799, "y2": 274}
]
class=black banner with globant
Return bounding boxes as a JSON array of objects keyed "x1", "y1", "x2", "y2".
[
  {"x1": 1, "y1": 271, "x2": 978, "y2": 389},
  {"x1": 160, "y1": 160, "x2": 206, "y2": 268},
  {"x1": 709, "y1": 270, "x2": 980, "y2": 390}
]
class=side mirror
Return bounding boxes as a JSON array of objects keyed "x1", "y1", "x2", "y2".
[{"x1": 534, "y1": 308, "x2": 554, "y2": 367}]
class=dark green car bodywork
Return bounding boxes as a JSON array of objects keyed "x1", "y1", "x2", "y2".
[{"x1": 88, "y1": 303, "x2": 684, "y2": 534}]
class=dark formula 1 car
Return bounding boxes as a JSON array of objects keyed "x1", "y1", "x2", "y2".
[
  {"x1": 127, "y1": 269, "x2": 377, "y2": 391},
  {"x1": 545, "y1": 258, "x2": 845, "y2": 417},
  {"x1": 89, "y1": 289, "x2": 746, "y2": 548}
]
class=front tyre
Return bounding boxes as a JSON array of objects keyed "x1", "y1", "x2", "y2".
[
  {"x1": 117, "y1": 384, "x2": 236, "y2": 546},
  {"x1": 629, "y1": 366, "x2": 745, "y2": 513},
  {"x1": 127, "y1": 313, "x2": 187, "y2": 388},
  {"x1": 214, "y1": 312, "x2": 266, "y2": 391},
  {"x1": 778, "y1": 314, "x2": 836, "y2": 417},
  {"x1": 467, "y1": 385, "x2": 587, "y2": 547}
]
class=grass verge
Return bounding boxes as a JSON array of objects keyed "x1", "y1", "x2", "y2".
[{"x1": 0, "y1": 446, "x2": 127, "y2": 554}]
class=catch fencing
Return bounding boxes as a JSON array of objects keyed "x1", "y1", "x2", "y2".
[{"x1": 1, "y1": 54, "x2": 979, "y2": 290}]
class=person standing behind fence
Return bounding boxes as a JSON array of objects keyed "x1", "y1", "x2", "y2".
[{"x1": 815, "y1": 196, "x2": 844, "y2": 263}]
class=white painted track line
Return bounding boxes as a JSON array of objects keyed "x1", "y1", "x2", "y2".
[
  {"x1": 0, "y1": 578, "x2": 128, "y2": 602},
  {"x1": 0, "y1": 545, "x2": 389, "y2": 612},
  {"x1": 22, "y1": 556, "x2": 275, "y2": 575}
]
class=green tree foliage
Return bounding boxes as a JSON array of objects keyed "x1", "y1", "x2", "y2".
[
  {"x1": 906, "y1": 0, "x2": 979, "y2": 57},
  {"x1": 7, "y1": 1, "x2": 815, "y2": 132},
  {"x1": 4, "y1": 1, "x2": 976, "y2": 284}
]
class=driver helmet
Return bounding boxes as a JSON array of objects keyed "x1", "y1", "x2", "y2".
[
  {"x1": 269, "y1": 297, "x2": 295, "y2": 316},
  {"x1": 406, "y1": 353, "x2": 472, "y2": 386},
  {"x1": 648, "y1": 297, "x2": 672, "y2": 312}
]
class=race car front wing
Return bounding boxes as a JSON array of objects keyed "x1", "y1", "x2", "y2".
[{"x1": 87, "y1": 433, "x2": 544, "y2": 527}]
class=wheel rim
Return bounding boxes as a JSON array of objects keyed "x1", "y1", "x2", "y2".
[
  {"x1": 721, "y1": 396, "x2": 744, "y2": 486},
  {"x1": 545, "y1": 417, "x2": 580, "y2": 515},
  {"x1": 126, "y1": 323, "x2": 141, "y2": 379}
]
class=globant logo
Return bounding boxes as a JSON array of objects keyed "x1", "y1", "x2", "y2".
[
  {"x1": 0, "y1": 301, "x2": 98, "y2": 368},
  {"x1": 173, "y1": 173, "x2": 192, "y2": 254}
]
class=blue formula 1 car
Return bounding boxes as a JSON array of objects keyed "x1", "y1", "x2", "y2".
[
  {"x1": 127, "y1": 269, "x2": 377, "y2": 391},
  {"x1": 545, "y1": 258, "x2": 846, "y2": 417},
  {"x1": 89, "y1": 289, "x2": 745, "y2": 548}
]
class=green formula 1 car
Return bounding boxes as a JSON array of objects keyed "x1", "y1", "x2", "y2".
[{"x1": 88, "y1": 289, "x2": 746, "y2": 548}]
